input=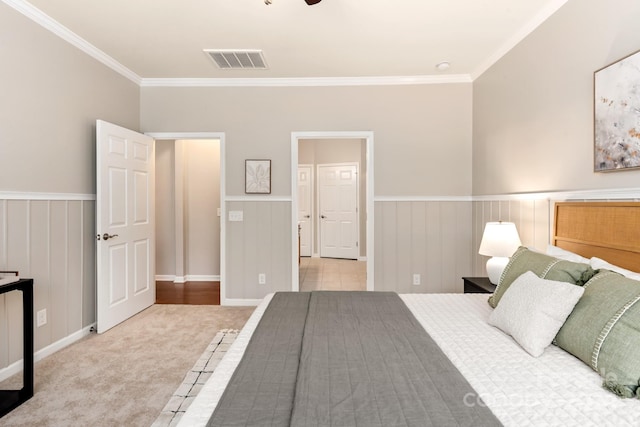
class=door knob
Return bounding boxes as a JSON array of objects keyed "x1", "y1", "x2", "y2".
[
  {"x1": 320, "y1": 215, "x2": 326, "y2": 219},
  {"x1": 304, "y1": 215, "x2": 310, "y2": 218},
  {"x1": 102, "y1": 233, "x2": 119, "y2": 241}
]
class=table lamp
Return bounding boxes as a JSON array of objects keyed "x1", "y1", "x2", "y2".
[{"x1": 479, "y1": 221, "x2": 522, "y2": 284}]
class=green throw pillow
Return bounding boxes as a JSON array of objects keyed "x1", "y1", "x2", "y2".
[
  {"x1": 488, "y1": 246, "x2": 595, "y2": 308},
  {"x1": 555, "y1": 270, "x2": 640, "y2": 399}
]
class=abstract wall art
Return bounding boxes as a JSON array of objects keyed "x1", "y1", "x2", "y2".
[{"x1": 594, "y1": 49, "x2": 640, "y2": 172}]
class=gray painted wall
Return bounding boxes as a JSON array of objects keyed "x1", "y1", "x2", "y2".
[
  {"x1": 141, "y1": 84, "x2": 473, "y2": 197},
  {"x1": 0, "y1": 4, "x2": 140, "y2": 194},
  {"x1": 0, "y1": 4, "x2": 139, "y2": 374},
  {"x1": 470, "y1": 0, "x2": 640, "y2": 274},
  {"x1": 473, "y1": 0, "x2": 640, "y2": 196},
  {"x1": 141, "y1": 84, "x2": 473, "y2": 300}
]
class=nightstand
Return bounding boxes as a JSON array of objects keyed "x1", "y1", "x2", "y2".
[{"x1": 462, "y1": 277, "x2": 496, "y2": 294}]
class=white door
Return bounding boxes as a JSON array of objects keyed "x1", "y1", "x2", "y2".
[
  {"x1": 318, "y1": 164, "x2": 358, "y2": 259},
  {"x1": 96, "y1": 120, "x2": 155, "y2": 334},
  {"x1": 298, "y1": 166, "x2": 312, "y2": 257}
]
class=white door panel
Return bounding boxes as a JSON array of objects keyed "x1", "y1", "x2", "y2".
[
  {"x1": 297, "y1": 166, "x2": 312, "y2": 257},
  {"x1": 318, "y1": 164, "x2": 358, "y2": 259},
  {"x1": 97, "y1": 120, "x2": 155, "y2": 334}
]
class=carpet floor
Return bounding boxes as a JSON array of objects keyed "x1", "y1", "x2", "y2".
[{"x1": 0, "y1": 304, "x2": 254, "y2": 427}]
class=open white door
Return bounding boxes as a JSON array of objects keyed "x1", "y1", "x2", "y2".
[
  {"x1": 298, "y1": 165, "x2": 312, "y2": 257},
  {"x1": 318, "y1": 163, "x2": 358, "y2": 260},
  {"x1": 96, "y1": 120, "x2": 155, "y2": 334}
]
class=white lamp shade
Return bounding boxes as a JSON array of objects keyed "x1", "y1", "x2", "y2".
[
  {"x1": 479, "y1": 222, "x2": 522, "y2": 284},
  {"x1": 479, "y1": 222, "x2": 522, "y2": 258}
]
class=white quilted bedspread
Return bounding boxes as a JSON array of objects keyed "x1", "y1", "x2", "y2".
[
  {"x1": 182, "y1": 293, "x2": 640, "y2": 427},
  {"x1": 400, "y1": 294, "x2": 640, "y2": 427}
]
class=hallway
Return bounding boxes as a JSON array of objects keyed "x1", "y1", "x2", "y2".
[{"x1": 299, "y1": 257, "x2": 367, "y2": 291}]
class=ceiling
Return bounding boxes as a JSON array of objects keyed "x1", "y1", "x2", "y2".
[{"x1": 13, "y1": 0, "x2": 568, "y2": 83}]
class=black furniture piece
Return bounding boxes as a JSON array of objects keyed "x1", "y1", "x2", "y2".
[
  {"x1": 462, "y1": 277, "x2": 496, "y2": 294},
  {"x1": 0, "y1": 278, "x2": 34, "y2": 418}
]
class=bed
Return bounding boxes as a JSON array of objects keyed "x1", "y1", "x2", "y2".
[{"x1": 179, "y1": 201, "x2": 640, "y2": 426}]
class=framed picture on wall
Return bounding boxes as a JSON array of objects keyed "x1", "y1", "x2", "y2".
[
  {"x1": 245, "y1": 159, "x2": 271, "y2": 194},
  {"x1": 594, "y1": 49, "x2": 640, "y2": 172}
]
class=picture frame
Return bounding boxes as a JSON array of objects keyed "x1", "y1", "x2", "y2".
[
  {"x1": 245, "y1": 159, "x2": 271, "y2": 194},
  {"x1": 594, "y1": 49, "x2": 640, "y2": 172}
]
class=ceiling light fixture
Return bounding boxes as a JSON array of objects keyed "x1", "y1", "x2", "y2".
[{"x1": 435, "y1": 61, "x2": 451, "y2": 71}]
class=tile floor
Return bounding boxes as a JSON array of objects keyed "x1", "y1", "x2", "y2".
[{"x1": 299, "y1": 257, "x2": 367, "y2": 291}]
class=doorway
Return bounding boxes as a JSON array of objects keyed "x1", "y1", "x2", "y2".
[
  {"x1": 148, "y1": 133, "x2": 225, "y2": 304},
  {"x1": 291, "y1": 132, "x2": 374, "y2": 292}
]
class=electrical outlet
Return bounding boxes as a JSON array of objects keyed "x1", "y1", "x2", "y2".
[
  {"x1": 228, "y1": 210, "x2": 243, "y2": 222},
  {"x1": 37, "y1": 309, "x2": 47, "y2": 327},
  {"x1": 258, "y1": 273, "x2": 266, "y2": 284},
  {"x1": 412, "y1": 274, "x2": 421, "y2": 286}
]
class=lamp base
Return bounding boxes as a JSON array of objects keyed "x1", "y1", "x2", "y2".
[{"x1": 486, "y1": 257, "x2": 509, "y2": 285}]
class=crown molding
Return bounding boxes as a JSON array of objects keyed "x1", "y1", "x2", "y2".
[
  {"x1": 3, "y1": 0, "x2": 141, "y2": 85},
  {"x1": 139, "y1": 74, "x2": 472, "y2": 88},
  {"x1": 7, "y1": 0, "x2": 565, "y2": 87},
  {"x1": 471, "y1": 0, "x2": 569, "y2": 80}
]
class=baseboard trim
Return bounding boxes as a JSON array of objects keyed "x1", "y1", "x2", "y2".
[
  {"x1": 186, "y1": 275, "x2": 221, "y2": 282},
  {"x1": 221, "y1": 298, "x2": 263, "y2": 306},
  {"x1": 0, "y1": 323, "x2": 95, "y2": 382},
  {"x1": 155, "y1": 275, "x2": 221, "y2": 282}
]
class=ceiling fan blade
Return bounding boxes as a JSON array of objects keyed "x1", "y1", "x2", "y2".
[{"x1": 305, "y1": 0, "x2": 322, "y2": 4}]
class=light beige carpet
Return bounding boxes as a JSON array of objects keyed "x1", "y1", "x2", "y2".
[{"x1": 0, "y1": 304, "x2": 254, "y2": 427}]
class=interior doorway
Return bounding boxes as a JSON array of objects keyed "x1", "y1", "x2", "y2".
[
  {"x1": 148, "y1": 133, "x2": 226, "y2": 304},
  {"x1": 291, "y1": 132, "x2": 374, "y2": 292}
]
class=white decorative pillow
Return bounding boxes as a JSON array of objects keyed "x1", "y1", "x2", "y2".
[
  {"x1": 589, "y1": 257, "x2": 640, "y2": 281},
  {"x1": 488, "y1": 271, "x2": 585, "y2": 357},
  {"x1": 546, "y1": 244, "x2": 589, "y2": 263}
]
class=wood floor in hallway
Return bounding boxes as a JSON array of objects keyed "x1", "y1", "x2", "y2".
[{"x1": 156, "y1": 281, "x2": 220, "y2": 305}]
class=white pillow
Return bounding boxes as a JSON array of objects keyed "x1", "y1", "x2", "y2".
[
  {"x1": 488, "y1": 271, "x2": 585, "y2": 357},
  {"x1": 589, "y1": 257, "x2": 640, "y2": 281},
  {"x1": 546, "y1": 244, "x2": 589, "y2": 263}
]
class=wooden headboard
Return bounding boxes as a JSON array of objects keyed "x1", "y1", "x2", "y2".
[{"x1": 553, "y1": 201, "x2": 640, "y2": 271}]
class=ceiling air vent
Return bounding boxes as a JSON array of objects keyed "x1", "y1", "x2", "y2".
[{"x1": 204, "y1": 49, "x2": 268, "y2": 70}]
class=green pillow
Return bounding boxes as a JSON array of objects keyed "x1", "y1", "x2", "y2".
[
  {"x1": 555, "y1": 270, "x2": 640, "y2": 398},
  {"x1": 488, "y1": 246, "x2": 595, "y2": 308}
]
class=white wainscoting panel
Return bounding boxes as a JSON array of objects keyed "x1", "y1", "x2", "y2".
[
  {"x1": 374, "y1": 201, "x2": 473, "y2": 294},
  {"x1": 225, "y1": 200, "x2": 292, "y2": 301},
  {"x1": 0, "y1": 198, "x2": 95, "y2": 375}
]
